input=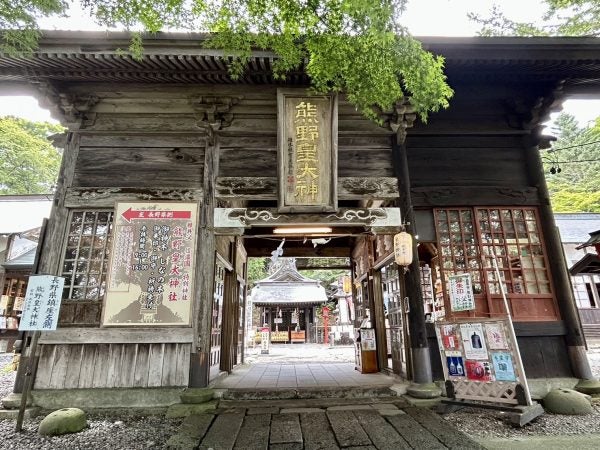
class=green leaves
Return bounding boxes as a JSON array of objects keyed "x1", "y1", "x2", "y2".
[
  {"x1": 470, "y1": 1, "x2": 600, "y2": 37},
  {"x1": 0, "y1": 116, "x2": 64, "y2": 194},
  {"x1": 1, "y1": 1, "x2": 453, "y2": 122},
  {"x1": 0, "y1": 0, "x2": 66, "y2": 55},
  {"x1": 544, "y1": 113, "x2": 600, "y2": 212}
]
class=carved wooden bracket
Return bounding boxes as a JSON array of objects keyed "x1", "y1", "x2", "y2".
[
  {"x1": 504, "y1": 81, "x2": 564, "y2": 132},
  {"x1": 191, "y1": 95, "x2": 242, "y2": 134},
  {"x1": 33, "y1": 81, "x2": 98, "y2": 130},
  {"x1": 379, "y1": 99, "x2": 417, "y2": 142}
]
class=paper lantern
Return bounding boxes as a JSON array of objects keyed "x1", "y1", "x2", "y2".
[
  {"x1": 394, "y1": 232, "x2": 413, "y2": 266},
  {"x1": 342, "y1": 276, "x2": 352, "y2": 294}
]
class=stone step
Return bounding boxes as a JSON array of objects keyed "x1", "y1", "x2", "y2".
[
  {"x1": 223, "y1": 385, "x2": 398, "y2": 401},
  {"x1": 218, "y1": 395, "x2": 407, "y2": 411}
]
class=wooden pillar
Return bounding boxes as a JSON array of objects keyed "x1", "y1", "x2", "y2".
[
  {"x1": 14, "y1": 132, "x2": 80, "y2": 394},
  {"x1": 304, "y1": 307, "x2": 311, "y2": 343},
  {"x1": 372, "y1": 269, "x2": 388, "y2": 370},
  {"x1": 391, "y1": 134, "x2": 433, "y2": 385},
  {"x1": 523, "y1": 137, "x2": 593, "y2": 379},
  {"x1": 190, "y1": 130, "x2": 220, "y2": 387}
]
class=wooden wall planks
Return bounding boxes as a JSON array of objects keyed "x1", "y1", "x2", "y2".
[{"x1": 34, "y1": 343, "x2": 191, "y2": 389}]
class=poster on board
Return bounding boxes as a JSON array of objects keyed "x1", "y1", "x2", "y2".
[
  {"x1": 440, "y1": 324, "x2": 461, "y2": 350},
  {"x1": 103, "y1": 202, "x2": 198, "y2": 327},
  {"x1": 485, "y1": 322, "x2": 509, "y2": 349},
  {"x1": 466, "y1": 360, "x2": 493, "y2": 381},
  {"x1": 492, "y1": 352, "x2": 517, "y2": 381},
  {"x1": 460, "y1": 323, "x2": 488, "y2": 360}
]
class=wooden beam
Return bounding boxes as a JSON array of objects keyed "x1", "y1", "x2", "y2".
[
  {"x1": 64, "y1": 187, "x2": 203, "y2": 208},
  {"x1": 216, "y1": 177, "x2": 399, "y2": 200},
  {"x1": 39, "y1": 328, "x2": 194, "y2": 344},
  {"x1": 245, "y1": 245, "x2": 351, "y2": 258},
  {"x1": 411, "y1": 186, "x2": 538, "y2": 207}
]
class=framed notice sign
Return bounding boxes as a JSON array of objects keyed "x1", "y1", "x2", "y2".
[
  {"x1": 19, "y1": 275, "x2": 65, "y2": 331},
  {"x1": 102, "y1": 202, "x2": 198, "y2": 327},
  {"x1": 448, "y1": 273, "x2": 475, "y2": 312},
  {"x1": 277, "y1": 89, "x2": 338, "y2": 213}
]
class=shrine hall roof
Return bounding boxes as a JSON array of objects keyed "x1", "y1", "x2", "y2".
[
  {"x1": 250, "y1": 259, "x2": 328, "y2": 306},
  {"x1": 2, "y1": 32, "x2": 600, "y2": 89}
]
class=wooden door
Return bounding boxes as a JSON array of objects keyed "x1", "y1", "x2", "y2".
[
  {"x1": 381, "y1": 262, "x2": 407, "y2": 378},
  {"x1": 209, "y1": 260, "x2": 225, "y2": 380}
]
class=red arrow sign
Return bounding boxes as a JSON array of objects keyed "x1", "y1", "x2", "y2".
[{"x1": 121, "y1": 208, "x2": 192, "y2": 223}]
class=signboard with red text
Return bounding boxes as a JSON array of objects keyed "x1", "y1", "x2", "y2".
[{"x1": 102, "y1": 202, "x2": 198, "y2": 327}]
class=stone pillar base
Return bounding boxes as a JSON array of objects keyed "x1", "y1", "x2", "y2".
[
  {"x1": 405, "y1": 382, "x2": 442, "y2": 399},
  {"x1": 568, "y1": 345, "x2": 594, "y2": 380},
  {"x1": 575, "y1": 379, "x2": 600, "y2": 395}
]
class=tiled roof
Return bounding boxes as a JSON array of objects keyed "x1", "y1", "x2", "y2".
[{"x1": 554, "y1": 213, "x2": 600, "y2": 244}]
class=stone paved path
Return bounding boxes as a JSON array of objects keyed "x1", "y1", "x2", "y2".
[{"x1": 167, "y1": 397, "x2": 486, "y2": 450}]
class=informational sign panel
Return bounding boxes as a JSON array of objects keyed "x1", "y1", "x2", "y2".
[
  {"x1": 448, "y1": 273, "x2": 475, "y2": 312},
  {"x1": 435, "y1": 318, "x2": 530, "y2": 405},
  {"x1": 103, "y1": 202, "x2": 198, "y2": 327},
  {"x1": 277, "y1": 89, "x2": 338, "y2": 212},
  {"x1": 19, "y1": 275, "x2": 65, "y2": 331},
  {"x1": 360, "y1": 328, "x2": 377, "y2": 351},
  {"x1": 261, "y1": 327, "x2": 270, "y2": 354}
]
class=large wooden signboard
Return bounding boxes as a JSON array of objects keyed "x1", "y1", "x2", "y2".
[
  {"x1": 277, "y1": 89, "x2": 338, "y2": 212},
  {"x1": 102, "y1": 202, "x2": 198, "y2": 327}
]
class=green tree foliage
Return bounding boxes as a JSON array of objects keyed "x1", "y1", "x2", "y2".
[
  {"x1": 247, "y1": 257, "x2": 269, "y2": 289},
  {"x1": 0, "y1": 116, "x2": 63, "y2": 194},
  {"x1": 0, "y1": 0, "x2": 66, "y2": 55},
  {"x1": 543, "y1": 113, "x2": 600, "y2": 212},
  {"x1": 1, "y1": 1, "x2": 453, "y2": 122},
  {"x1": 470, "y1": 1, "x2": 600, "y2": 36}
]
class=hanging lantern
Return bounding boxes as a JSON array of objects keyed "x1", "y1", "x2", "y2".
[
  {"x1": 342, "y1": 276, "x2": 352, "y2": 294},
  {"x1": 394, "y1": 231, "x2": 413, "y2": 267}
]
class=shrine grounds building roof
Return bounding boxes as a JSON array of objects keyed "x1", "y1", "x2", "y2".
[
  {"x1": 2, "y1": 32, "x2": 600, "y2": 91},
  {"x1": 250, "y1": 259, "x2": 328, "y2": 307}
]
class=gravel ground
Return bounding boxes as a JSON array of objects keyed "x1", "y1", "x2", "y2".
[
  {"x1": 0, "y1": 354, "x2": 182, "y2": 449},
  {"x1": 444, "y1": 344, "x2": 600, "y2": 439},
  {"x1": 0, "y1": 346, "x2": 599, "y2": 448}
]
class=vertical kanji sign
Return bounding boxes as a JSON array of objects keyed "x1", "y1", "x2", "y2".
[
  {"x1": 448, "y1": 273, "x2": 475, "y2": 312},
  {"x1": 102, "y1": 202, "x2": 198, "y2": 327},
  {"x1": 19, "y1": 275, "x2": 65, "y2": 331},
  {"x1": 277, "y1": 89, "x2": 338, "y2": 212}
]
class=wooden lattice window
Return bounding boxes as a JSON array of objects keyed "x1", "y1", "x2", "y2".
[
  {"x1": 476, "y1": 208, "x2": 551, "y2": 296},
  {"x1": 434, "y1": 208, "x2": 483, "y2": 295},
  {"x1": 434, "y1": 207, "x2": 555, "y2": 320},
  {"x1": 61, "y1": 210, "x2": 113, "y2": 301}
]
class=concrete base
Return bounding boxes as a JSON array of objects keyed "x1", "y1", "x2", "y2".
[
  {"x1": 528, "y1": 378, "x2": 579, "y2": 400},
  {"x1": 31, "y1": 388, "x2": 184, "y2": 410},
  {"x1": 0, "y1": 407, "x2": 40, "y2": 420},
  {"x1": 405, "y1": 382, "x2": 442, "y2": 399},
  {"x1": 575, "y1": 379, "x2": 600, "y2": 396},
  {"x1": 1, "y1": 392, "x2": 31, "y2": 409}
]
